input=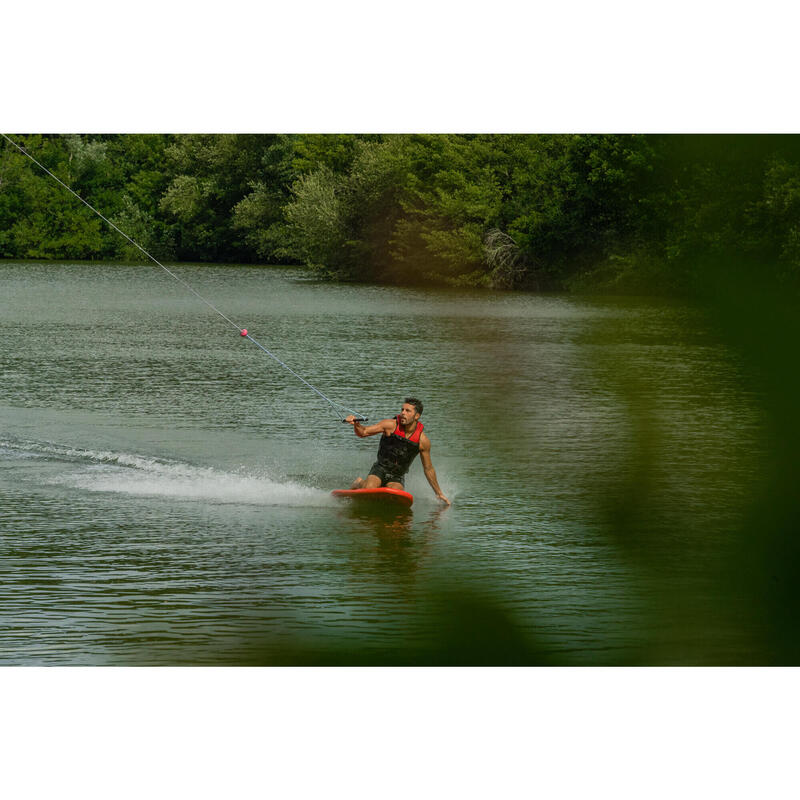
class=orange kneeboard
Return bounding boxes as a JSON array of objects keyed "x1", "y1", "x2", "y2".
[{"x1": 331, "y1": 488, "x2": 414, "y2": 508}]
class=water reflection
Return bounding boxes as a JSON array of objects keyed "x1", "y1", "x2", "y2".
[{"x1": 336, "y1": 502, "x2": 449, "y2": 578}]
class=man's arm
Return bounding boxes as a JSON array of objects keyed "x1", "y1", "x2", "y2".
[
  {"x1": 345, "y1": 415, "x2": 393, "y2": 438},
  {"x1": 419, "y1": 434, "x2": 450, "y2": 505}
]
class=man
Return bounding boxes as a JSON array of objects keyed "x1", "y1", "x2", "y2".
[{"x1": 345, "y1": 398, "x2": 450, "y2": 506}]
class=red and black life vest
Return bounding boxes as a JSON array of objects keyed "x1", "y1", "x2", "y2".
[{"x1": 376, "y1": 416, "x2": 424, "y2": 476}]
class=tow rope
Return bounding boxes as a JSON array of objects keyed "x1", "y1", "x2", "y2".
[{"x1": 2, "y1": 133, "x2": 368, "y2": 423}]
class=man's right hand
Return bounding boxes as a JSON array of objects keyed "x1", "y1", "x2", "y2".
[
  {"x1": 346, "y1": 415, "x2": 367, "y2": 437},
  {"x1": 345, "y1": 418, "x2": 390, "y2": 438}
]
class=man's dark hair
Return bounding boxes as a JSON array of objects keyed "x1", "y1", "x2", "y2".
[{"x1": 404, "y1": 397, "x2": 423, "y2": 416}]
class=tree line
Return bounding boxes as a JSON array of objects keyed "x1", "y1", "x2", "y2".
[{"x1": 2, "y1": 133, "x2": 799, "y2": 294}]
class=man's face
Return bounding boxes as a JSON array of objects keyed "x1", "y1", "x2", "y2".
[{"x1": 399, "y1": 403, "x2": 420, "y2": 426}]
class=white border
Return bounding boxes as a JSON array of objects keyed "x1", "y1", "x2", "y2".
[
  {"x1": 2, "y1": 667, "x2": 796, "y2": 799},
  {"x1": 3, "y1": 1, "x2": 799, "y2": 132}
]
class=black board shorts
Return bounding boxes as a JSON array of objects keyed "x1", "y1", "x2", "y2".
[{"x1": 368, "y1": 461, "x2": 406, "y2": 487}]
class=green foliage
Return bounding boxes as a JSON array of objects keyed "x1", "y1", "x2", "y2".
[
  {"x1": 1, "y1": 134, "x2": 174, "y2": 261},
  {"x1": 3, "y1": 133, "x2": 800, "y2": 295},
  {"x1": 0, "y1": 135, "x2": 107, "y2": 259},
  {"x1": 291, "y1": 134, "x2": 377, "y2": 174},
  {"x1": 159, "y1": 134, "x2": 281, "y2": 261},
  {"x1": 284, "y1": 138, "x2": 408, "y2": 280},
  {"x1": 284, "y1": 166, "x2": 347, "y2": 272},
  {"x1": 389, "y1": 134, "x2": 503, "y2": 284},
  {"x1": 284, "y1": 134, "x2": 507, "y2": 285},
  {"x1": 231, "y1": 135, "x2": 297, "y2": 261}
]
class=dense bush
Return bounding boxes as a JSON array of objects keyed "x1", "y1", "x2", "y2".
[{"x1": 3, "y1": 133, "x2": 800, "y2": 294}]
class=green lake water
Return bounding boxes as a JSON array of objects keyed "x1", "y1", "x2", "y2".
[{"x1": 0, "y1": 262, "x2": 771, "y2": 664}]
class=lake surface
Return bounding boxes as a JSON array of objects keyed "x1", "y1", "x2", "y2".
[{"x1": 0, "y1": 262, "x2": 770, "y2": 664}]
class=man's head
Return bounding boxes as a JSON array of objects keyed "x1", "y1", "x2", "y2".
[{"x1": 400, "y1": 397, "x2": 423, "y2": 425}]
